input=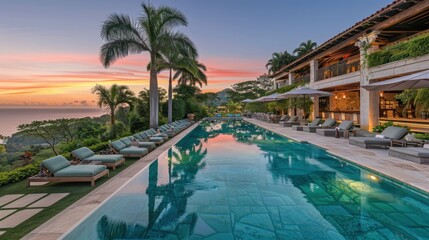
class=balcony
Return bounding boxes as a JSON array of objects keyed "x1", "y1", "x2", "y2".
[
  {"x1": 293, "y1": 74, "x2": 310, "y2": 85},
  {"x1": 316, "y1": 59, "x2": 360, "y2": 81}
]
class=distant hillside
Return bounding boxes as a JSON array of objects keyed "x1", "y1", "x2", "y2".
[{"x1": 212, "y1": 88, "x2": 231, "y2": 106}]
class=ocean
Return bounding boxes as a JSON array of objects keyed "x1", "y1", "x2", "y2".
[{"x1": 0, "y1": 108, "x2": 105, "y2": 136}]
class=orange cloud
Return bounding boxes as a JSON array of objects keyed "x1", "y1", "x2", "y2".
[{"x1": 0, "y1": 52, "x2": 266, "y2": 105}]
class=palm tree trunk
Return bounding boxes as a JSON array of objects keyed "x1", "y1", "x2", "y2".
[
  {"x1": 168, "y1": 67, "x2": 173, "y2": 124},
  {"x1": 149, "y1": 53, "x2": 159, "y2": 128},
  {"x1": 110, "y1": 107, "x2": 115, "y2": 126}
]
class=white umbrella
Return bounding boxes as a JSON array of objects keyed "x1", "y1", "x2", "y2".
[
  {"x1": 278, "y1": 87, "x2": 332, "y2": 118},
  {"x1": 241, "y1": 99, "x2": 254, "y2": 103},
  {"x1": 361, "y1": 69, "x2": 429, "y2": 91},
  {"x1": 254, "y1": 93, "x2": 282, "y2": 102}
]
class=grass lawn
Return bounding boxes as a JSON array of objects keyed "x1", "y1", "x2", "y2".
[{"x1": 0, "y1": 157, "x2": 140, "y2": 240}]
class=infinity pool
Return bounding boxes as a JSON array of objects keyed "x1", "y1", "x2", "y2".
[{"x1": 65, "y1": 120, "x2": 429, "y2": 239}]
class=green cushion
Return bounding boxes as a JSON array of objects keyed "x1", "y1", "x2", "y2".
[
  {"x1": 42, "y1": 156, "x2": 71, "y2": 174},
  {"x1": 137, "y1": 142, "x2": 156, "y2": 149},
  {"x1": 133, "y1": 134, "x2": 144, "y2": 141},
  {"x1": 322, "y1": 118, "x2": 336, "y2": 127},
  {"x1": 120, "y1": 137, "x2": 132, "y2": 147},
  {"x1": 71, "y1": 147, "x2": 94, "y2": 160},
  {"x1": 149, "y1": 137, "x2": 164, "y2": 143},
  {"x1": 85, "y1": 154, "x2": 123, "y2": 163},
  {"x1": 309, "y1": 118, "x2": 322, "y2": 127},
  {"x1": 338, "y1": 121, "x2": 354, "y2": 130},
  {"x1": 54, "y1": 165, "x2": 107, "y2": 177},
  {"x1": 111, "y1": 140, "x2": 127, "y2": 151},
  {"x1": 119, "y1": 147, "x2": 148, "y2": 155},
  {"x1": 381, "y1": 126, "x2": 408, "y2": 140}
]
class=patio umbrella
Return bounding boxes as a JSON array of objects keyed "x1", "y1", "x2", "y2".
[
  {"x1": 241, "y1": 99, "x2": 254, "y2": 103},
  {"x1": 254, "y1": 93, "x2": 282, "y2": 102},
  {"x1": 278, "y1": 87, "x2": 332, "y2": 118},
  {"x1": 361, "y1": 69, "x2": 429, "y2": 91}
]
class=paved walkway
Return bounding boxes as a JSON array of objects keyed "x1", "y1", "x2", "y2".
[
  {"x1": 0, "y1": 193, "x2": 69, "y2": 234},
  {"x1": 23, "y1": 123, "x2": 198, "y2": 240},
  {"x1": 245, "y1": 118, "x2": 429, "y2": 195}
]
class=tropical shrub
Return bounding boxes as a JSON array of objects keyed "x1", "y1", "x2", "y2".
[
  {"x1": 415, "y1": 133, "x2": 429, "y2": 140},
  {"x1": 368, "y1": 33, "x2": 429, "y2": 67}
]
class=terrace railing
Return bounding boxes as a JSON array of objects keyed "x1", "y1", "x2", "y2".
[
  {"x1": 317, "y1": 59, "x2": 360, "y2": 81},
  {"x1": 293, "y1": 74, "x2": 310, "y2": 85}
]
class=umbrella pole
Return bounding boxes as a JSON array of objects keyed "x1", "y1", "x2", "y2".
[{"x1": 303, "y1": 95, "x2": 306, "y2": 120}]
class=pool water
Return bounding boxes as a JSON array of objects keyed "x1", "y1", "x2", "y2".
[{"x1": 65, "y1": 120, "x2": 429, "y2": 240}]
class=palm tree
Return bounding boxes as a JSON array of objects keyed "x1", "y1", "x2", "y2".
[
  {"x1": 100, "y1": 3, "x2": 191, "y2": 128},
  {"x1": 226, "y1": 101, "x2": 242, "y2": 113},
  {"x1": 150, "y1": 42, "x2": 198, "y2": 123},
  {"x1": 265, "y1": 51, "x2": 295, "y2": 74},
  {"x1": 174, "y1": 60, "x2": 207, "y2": 87},
  {"x1": 293, "y1": 40, "x2": 317, "y2": 57},
  {"x1": 91, "y1": 84, "x2": 135, "y2": 127}
]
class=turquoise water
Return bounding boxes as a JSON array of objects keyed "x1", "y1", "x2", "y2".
[{"x1": 65, "y1": 120, "x2": 429, "y2": 239}]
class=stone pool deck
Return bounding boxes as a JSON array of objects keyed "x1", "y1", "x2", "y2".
[
  {"x1": 23, "y1": 123, "x2": 198, "y2": 240},
  {"x1": 245, "y1": 118, "x2": 429, "y2": 195}
]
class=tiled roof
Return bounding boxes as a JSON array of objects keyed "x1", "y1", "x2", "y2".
[{"x1": 273, "y1": 0, "x2": 419, "y2": 75}]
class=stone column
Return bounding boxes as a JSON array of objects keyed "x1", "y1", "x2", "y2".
[
  {"x1": 355, "y1": 31, "x2": 380, "y2": 131},
  {"x1": 310, "y1": 59, "x2": 318, "y2": 84},
  {"x1": 312, "y1": 96, "x2": 319, "y2": 120},
  {"x1": 310, "y1": 60, "x2": 319, "y2": 120},
  {"x1": 272, "y1": 78, "x2": 278, "y2": 90},
  {"x1": 288, "y1": 72, "x2": 294, "y2": 86}
]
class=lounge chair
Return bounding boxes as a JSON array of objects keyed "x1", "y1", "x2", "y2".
[
  {"x1": 110, "y1": 140, "x2": 149, "y2": 158},
  {"x1": 125, "y1": 136, "x2": 156, "y2": 151},
  {"x1": 302, "y1": 118, "x2": 336, "y2": 133},
  {"x1": 279, "y1": 116, "x2": 299, "y2": 127},
  {"x1": 388, "y1": 145, "x2": 429, "y2": 164},
  {"x1": 349, "y1": 126, "x2": 408, "y2": 149},
  {"x1": 71, "y1": 147, "x2": 125, "y2": 170},
  {"x1": 316, "y1": 120, "x2": 354, "y2": 137},
  {"x1": 134, "y1": 132, "x2": 164, "y2": 145},
  {"x1": 292, "y1": 118, "x2": 322, "y2": 131},
  {"x1": 278, "y1": 115, "x2": 290, "y2": 126},
  {"x1": 27, "y1": 155, "x2": 109, "y2": 187},
  {"x1": 146, "y1": 129, "x2": 170, "y2": 140}
]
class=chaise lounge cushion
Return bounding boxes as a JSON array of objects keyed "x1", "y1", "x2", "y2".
[
  {"x1": 381, "y1": 126, "x2": 408, "y2": 140},
  {"x1": 84, "y1": 154, "x2": 123, "y2": 163},
  {"x1": 390, "y1": 147, "x2": 429, "y2": 158},
  {"x1": 42, "y1": 156, "x2": 71, "y2": 174},
  {"x1": 349, "y1": 137, "x2": 391, "y2": 145},
  {"x1": 110, "y1": 140, "x2": 127, "y2": 151},
  {"x1": 71, "y1": 147, "x2": 95, "y2": 160},
  {"x1": 54, "y1": 165, "x2": 107, "y2": 177},
  {"x1": 120, "y1": 137, "x2": 133, "y2": 146},
  {"x1": 119, "y1": 147, "x2": 148, "y2": 156}
]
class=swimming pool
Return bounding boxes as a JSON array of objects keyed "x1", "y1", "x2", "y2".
[{"x1": 65, "y1": 120, "x2": 429, "y2": 239}]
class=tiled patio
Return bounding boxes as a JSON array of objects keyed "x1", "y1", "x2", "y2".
[{"x1": 245, "y1": 118, "x2": 429, "y2": 194}]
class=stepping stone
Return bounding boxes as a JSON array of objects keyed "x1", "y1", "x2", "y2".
[
  {"x1": 0, "y1": 209, "x2": 43, "y2": 228},
  {"x1": 2, "y1": 194, "x2": 47, "y2": 209},
  {"x1": 29, "y1": 182, "x2": 49, "y2": 186},
  {"x1": 0, "y1": 195, "x2": 24, "y2": 207},
  {"x1": 28, "y1": 193, "x2": 69, "y2": 208},
  {"x1": 0, "y1": 231, "x2": 4, "y2": 235},
  {"x1": 0, "y1": 210, "x2": 16, "y2": 220}
]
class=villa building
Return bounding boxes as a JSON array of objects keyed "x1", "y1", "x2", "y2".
[{"x1": 270, "y1": 0, "x2": 429, "y2": 132}]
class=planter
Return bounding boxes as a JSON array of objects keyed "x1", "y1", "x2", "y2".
[{"x1": 187, "y1": 113, "x2": 195, "y2": 120}]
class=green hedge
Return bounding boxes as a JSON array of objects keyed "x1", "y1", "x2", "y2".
[
  {"x1": 0, "y1": 141, "x2": 110, "y2": 187},
  {"x1": 368, "y1": 33, "x2": 429, "y2": 67},
  {"x1": 0, "y1": 161, "x2": 40, "y2": 187}
]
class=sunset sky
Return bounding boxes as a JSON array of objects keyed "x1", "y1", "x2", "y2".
[{"x1": 0, "y1": 0, "x2": 392, "y2": 107}]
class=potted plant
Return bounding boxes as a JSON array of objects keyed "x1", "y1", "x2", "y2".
[
  {"x1": 187, "y1": 113, "x2": 195, "y2": 120},
  {"x1": 415, "y1": 89, "x2": 429, "y2": 119}
]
